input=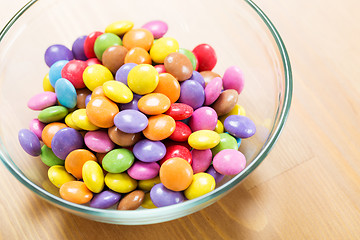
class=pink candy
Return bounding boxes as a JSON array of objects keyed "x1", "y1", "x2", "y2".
[
  {"x1": 127, "y1": 161, "x2": 160, "y2": 180},
  {"x1": 141, "y1": 20, "x2": 168, "y2": 39},
  {"x1": 84, "y1": 130, "x2": 115, "y2": 153},
  {"x1": 189, "y1": 106, "x2": 217, "y2": 132},
  {"x1": 29, "y1": 119, "x2": 46, "y2": 140},
  {"x1": 222, "y1": 66, "x2": 244, "y2": 94},
  {"x1": 191, "y1": 149, "x2": 212, "y2": 174},
  {"x1": 27, "y1": 92, "x2": 57, "y2": 110},
  {"x1": 204, "y1": 77, "x2": 222, "y2": 105},
  {"x1": 213, "y1": 149, "x2": 246, "y2": 175}
]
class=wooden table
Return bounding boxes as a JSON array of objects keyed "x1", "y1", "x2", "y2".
[{"x1": 1, "y1": 0, "x2": 359, "y2": 239}]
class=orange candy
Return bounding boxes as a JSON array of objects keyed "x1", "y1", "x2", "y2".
[
  {"x1": 153, "y1": 73, "x2": 180, "y2": 103},
  {"x1": 124, "y1": 47, "x2": 152, "y2": 65},
  {"x1": 65, "y1": 149, "x2": 97, "y2": 179},
  {"x1": 138, "y1": 93, "x2": 171, "y2": 115},
  {"x1": 143, "y1": 114, "x2": 175, "y2": 141},
  {"x1": 59, "y1": 181, "x2": 93, "y2": 204},
  {"x1": 91, "y1": 86, "x2": 106, "y2": 99},
  {"x1": 86, "y1": 96, "x2": 119, "y2": 128},
  {"x1": 41, "y1": 122, "x2": 67, "y2": 148},
  {"x1": 159, "y1": 157, "x2": 193, "y2": 191},
  {"x1": 122, "y1": 29, "x2": 154, "y2": 51}
]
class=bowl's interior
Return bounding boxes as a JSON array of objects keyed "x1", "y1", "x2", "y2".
[{"x1": 0, "y1": 0, "x2": 291, "y2": 224}]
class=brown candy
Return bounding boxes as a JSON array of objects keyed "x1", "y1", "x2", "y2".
[
  {"x1": 102, "y1": 45, "x2": 128, "y2": 74},
  {"x1": 76, "y1": 88, "x2": 92, "y2": 109},
  {"x1": 117, "y1": 190, "x2": 145, "y2": 210},
  {"x1": 211, "y1": 89, "x2": 238, "y2": 116},
  {"x1": 164, "y1": 52, "x2": 193, "y2": 81},
  {"x1": 108, "y1": 126, "x2": 142, "y2": 147},
  {"x1": 200, "y1": 71, "x2": 221, "y2": 85}
]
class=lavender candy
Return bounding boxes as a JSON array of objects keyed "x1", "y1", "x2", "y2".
[
  {"x1": 187, "y1": 71, "x2": 205, "y2": 88},
  {"x1": 89, "y1": 190, "x2": 121, "y2": 209},
  {"x1": 179, "y1": 80, "x2": 205, "y2": 110},
  {"x1": 150, "y1": 183, "x2": 185, "y2": 207},
  {"x1": 72, "y1": 35, "x2": 88, "y2": 61},
  {"x1": 113, "y1": 109, "x2": 148, "y2": 134},
  {"x1": 44, "y1": 44, "x2": 74, "y2": 67},
  {"x1": 133, "y1": 139, "x2": 166, "y2": 163},
  {"x1": 18, "y1": 129, "x2": 41, "y2": 156},
  {"x1": 115, "y1": 63, "x2": 137, "y2": 86},
  {"x1": 224, "y1": 115, "x2": 256, "y2": 138},
  {"x1": 51, "y1": 128, "x2": 84, "y2": 160}
]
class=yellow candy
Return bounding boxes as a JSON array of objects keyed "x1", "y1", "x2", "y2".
[
  {"x1": 219, "y1": 104, "x2": 246, "y2": 123},
  {"x1": 48, "y1": 165, "x2": 76, "y2": 188},
  {"x1": 141, "y1": 192, "x2": 157, "y2": 209},
  {"x1": 188, "y1": 130, "x2": 220, "y2": 150},
  {"x1": 65, "y1": 112, "x2": 81, "y2": 130},
  {"x1": 83, "y1": 64, "x2": 113, "y2": 91},
  {"x1": 127, "y1": 64, "x2": 159, "y2": 95},
  {"x1": 105, "y1": 20, "x2": 134, "y2": 36},
  {"x1": 138, "y1": 176, "x2": 161, "y2": 191},
  {"x1": 71, "y1": 109, "x2": 99, "y2": 131},
  {"x1": 43, "y1": 73, "x2": 55, "y2": 92},
  {"x1": 214, "y1": 120, "x2": 224, "y2": 134},
  {"x1": 184, "y1": 173, "x2": 216, "y2": 200},
  {"x1": 149, "y1": 37, "x2": 179, "y2": 63},
  {"x1": 103, "y1": 80, "x2": 133, "y2": 103},
  {"x1": 105, "y1": 172, "x2": 137, "y2": 193},
  {"x1": 82, "y1": 161, "x2": 104, "y2": 193}
]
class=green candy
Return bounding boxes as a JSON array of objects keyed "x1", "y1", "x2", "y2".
[
  {"x1": 178, "y1": 48, "x2": 197, "y2": 70},
  {"x1": 102, "y1": 148, "x2": 135, "y2": 173},
  {"x1": 94, "y1": 33, "x2": 122, "y2": 61},
  {"x1": 40, "y1": 145, "x2": 64, "y2": 167},
  {"x1": 38, "y1": 106, "x2": 68, "y2": 123},
  {"x1": 211, "y1": 133, "x2": 238, "y2": 156}
]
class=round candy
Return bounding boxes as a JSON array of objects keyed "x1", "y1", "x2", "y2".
[
  {"x1": 150, "y1": 183, "x2": 185, "y2": 207},
  {"x1": 127, "y1": 64, "x2": 159, "y2": 95},
  {"x1": 115, "y1": 63, "x2": 137, "y2": 85},
  {"x1": 141, "y1": 20, "x2": 168, "y2": 39},
  {"x1": 43, "y1": 73, "x2": 54, "y2": 92},
  {"x1": 214, "y1": 120, "x2": 224, "y2": 134},
  {"x1": 65, "y1": 113, "x2": 81, "y2": 130},
  {"x1": 159, "y1": 145, "x2": 192, "y2": 165},
  {"x1": 178, "y1": 48, "x2": 197, "y2": 70},
  {"x1": 143, "y1": 114, "x2": 175, "y2": 141},
  {"x1": 61, "y1": 60, "x2": 88, "y2": 88},
  {"x1": 138, "y1": 176, "x2": 161, "y2": 191},
  {"x1": 224, "y1": 115, "x2": 256, "y2": 138},
  {"x1": 105, "y1": 20, "x2": 134, "y2": 36},
  {"x1": 48, "y1": 165, "x2": 76, "y2": 188},
  {"x1": 102, "y1": 45, "x2": 128, "y2": 74},
  {"x1": 65, "y1": 149, "x2": 97, "y2": 179},
  {"x1": 154, "y1": 64, "x2": 166, "y2": 74},
  {"x1": 122, "y1": 28, "x2": 154, "y2": 51},
  {"x1": 114, "y1": 109, "x2": 148, "y2": 133},
  {"x1": 219, "y1": 104, "x2": 246, "y2": 123},
  {"x1": 51, "y1": 128, "x2": 84, "y2": 160},
  {"x1": 49, "y1": 60, "x2": 68, "y2": 87},
  {"x1": 94, "y1": 33, "x2": 122, "y2": 61},
  {"x1": 204, "y1": 77, "x2": 222, "y2": 105},
  {"x1": 59, "y1": 181, "x2": 93, "y2": 204},
  {"x1": 91, "y1": 86, "x2": 106, "y2": 99},
  {"x1": 83, "y1": 64, "x2": 114, "y2": 91},
  {"x1": 141, "y1": 192, "x2": 157, "y2": 209},
  {"x1": 18, "y1": 129, "x2": 41, "y2": 156},
  {"x1": 179, "y1": 80, "x2": 205, "y2": 109},
  {"x1": 211, "y1": 89, "x2": 238, "y2": 116},
  {"x1": 40, "y1": 145, "x2": 64, "y2": 167},
  {"x1": 211, "y1": 133, "x2": 238, "y2": 156},
  {"x1": 152, "y1": 73, "x2": 180, "y2": 103},
  {"x1": 84, "y1": 31, "x2": 103, "y2": 58},
  {"x1": 213, "y1": 149, "x2": 246, "y2": 175},
  {"x1": 191, "y1": 149, "x2": 212, "y2": 174},
  {"x1": 86, "y1": 58, "x2": 101, "y2": 66},
  {"x1": 86, "y1": 96, "x2": 119, "y2": 128},
  {"x1": 159, "y1": 157, "x2": 193, "y2": 191},
  {"x1": 150, "y1": 37, "x2": 179, "y2": 63},
  {"x1": 102, "y1": 148, "x2": 135, "y2": 173},
  {"x1": 206, "y1": 165, "x2": 224, "y2": 183},
  {"x1": 45, "y1": 44, "x2": 73, "y2": 67},
  {"x1": 84, "y1": 130, "x2": 115, "y2": 153},
  {"x1": 133, "y1": 139, "x2": 166, "y2": 162},
  {"x1": 200, "y1": 71, "x2": 221, "y2": 85},
  {"x1": 189, "y1": 107, "x2": 218, "y2": 132},
  {"x1": 105, "y1": 172, "x2": 137, "y2": 193},
  {"x1": 120, "y1": 93, "x2": 142, "y2": 111},
  {"x1": 117, "y1": 190, "x2": 145, "y2": 210},
  {"x1": 102, "y1": 80, "x2": 133, "y2": 103},
  {"x1": 90, "y1": 190, "x2": 121, "y2": 209},
  {"x1": 184, "y1": 173, "x2": 215, "y2": 200},
  {"x1": 188, "y1": 130, "x2": 220, "y2": 150},
  {"x1": 192, "y1": 44, "x2": 217, "y2": 71},
  {"x1": 138, "y1": 93, "x2": 171, "y2": 115},
  {"x1": 169, "y1": 121, "x2": 192, "y2": 142},
  {"x1": 165, "y1": 103, "x2": 193, "y2": 120},
  {"x1": 38, "y1": 106, "x2": 68, "y2": 123},
  {"x1": 188, "y1": 71, "x2": 205, "y2": 88},
  {"x1": 76, "y1": 88, "x2": 92, "y2": 109},
  {"x1": 72, "y1": 35, "x2": 87, "y2": 61},
  {"x1": 55, "y1": 78, "x2": 77, "y2": 108},
  {"x1": 82, "y1": 161, "x2": 104, "y2": 193},
  {"x1": 222, "y1": 66, "x2": 244, "y2": 94},
  {"x1": 164, "y1": 52, "x2": 193, "y2": 81},
  {"x1": 72, "y1": 109, "x2": 100, "y2": 131},
  {"x1": 27, "y1": 92, "x2": 57, "y2": 111},
  {"x1": 127, "y1": 161, "x2": 160, "y2": 180},
  {"x1": 124, "y1": 47, "x2": 152, "y2": 65},
  {"x1": 108, "y1": 126, "x2": 142, "y2": 147},
  {"x1": 41, "y1": 122, "x2": 67, "y2": 148}
]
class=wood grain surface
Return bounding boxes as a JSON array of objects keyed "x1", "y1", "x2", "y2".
[{"x1": 1, "y1": 0, "x2": 360, "y2": 239}]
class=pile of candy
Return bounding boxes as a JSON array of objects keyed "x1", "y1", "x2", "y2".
[{"x1": 18, "y1": 20, "x2": 256, "y2": 210}]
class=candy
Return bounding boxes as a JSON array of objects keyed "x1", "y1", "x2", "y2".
[
  {"x1": 206, "y1": 165, "x2": 224, "y2": 183},
  {"x1": 150, "y1": 183, "x2": 185, "y2": 207},
  {"x1": 204, "y1": 77, "x2": 222, "y2": 105},
  {"x1": 200, "y1": 71, "x2": 221, "y2": 85},
  {"x1": 18, "y1": 129, "x2": 41, "y2": 156},
  {"x1": 94, "y1": 33, "x2": 122, "y2": 61},
  {"x1": 127, "y1": 64, "x2": 159, "y2": 95},
  {"x1": 159, "y1": 145, "x2": 192, "y2": 165},
  {"x1": 214, "y1": 120, "x2": 224, "y2": 134},
  {"x1": 219, "y1": 104, "x2": 246, "y2": 123},
  {"x1": 188, "y1": 71, "x2": 205, "y2": 88},
  {"x1": 102, "y1": 80, "x2": 133, "y2": 103},
  {"x1": 86, "y1": 58, "x2": 101, "y2": 66},
  {"x1": 104, "y1": 173, "x2": 137, "y2": 193},
  {"x1": 102, "y1": 148, "x2": 135, "y2": 173},
  {"x1": 142, "y1": 20, "x2": 168, "y2": 39},
  {"x1": 61, "y1": 60, "x2": 88, "y2": 89},
  {"x1": 108, "y1": 126, "x2": 142, "y2": 147},
  {"x1": 124, "y1": 47, "x2": 152, "y2": 65},
  {"x1": 49, "y1": 60, "x2": 68, "y2": 87},
  {"x1": 211, "y1": 133, "x2": 238, "y2": 156},
  {"x1": 179, "y1": 80, "x2": 205, "y2": 109},
  {"x1": 40, "y1": 145, "x2": 64, "y2": 167},
  {"x1": 115, "y1": 63, "x2": 137, "y2": 85},
  {"x1": 138, "y1": 93, "x2": 171, "y2": 115},
  {"x1": 83, "y1": 64, "x2": 113, "y2": 91},
  {"x1": 143, "y1": 114, "x2": 175, "y2": 141},
  {"x1": 86, "y1": 96, "x2": 119, "y2": 128},
  {"x1": 90, "y1": 190, "x2": 121, "y2": 209},
  {"x1": 117, "y1": 190, "x2": 145, "y2": 210},
  {"x1": 184, "y1": 173, "x2": 215, "y2": 200},
  {"x1": 188, "y1": 130, "x2": 220, "y2": 150},
  {"x1": 165, "y1": 103, "x2": 193, "y2": 120},
  {"x1": 48, "y1": 165, "x2": 76, "y2": 188},
  {"x1": 153, "y1": 73, "x2": 180, "y2": 103},
  {"x1": 178, "y1": 48, "x2": 197, "y2": 70},
  {"x1": 82, "y1": 161, "x2": 105, "y2": 193},
  {"x1": 45, "y1": 44, "x2": 73, "y2": 67},
  {"x1": 41, "y1": 122, "x2": 67, "y2": 147},
  {"x1": 72, "y1": 109, "x2": 100, "y2": 131},
  {"x1": 154, "y1": 64, "x2": 166, "y2": 74},
  {"x1": 105, "y1": 20, "x2": 134, "y2": 36},
  {"x1": 192, "y1": 44, "x2": 217, "y2": 71},
  {"x1": 84, "y1": 31, "x2": 103, "y2": 59},
  {"x1": 191, "y1": 149, "x2": 212, "y2": 174},
  {"x1": 189, "y1": 106, "x2": 218, "y2": 132},
  {"x1": 65, "y1": 149, "x2": 97, "y2": 179},
  {"x1": 122, "y1": 29, "x2": 154, "y2": 51},
  {"x1": 222, "y1": 66, "x2": 244, "y2": 94},
  {"x1": 164, "y1": 52, "x2": 193, "y2": 81},
  {"x1": 84, "y1": 130, "x2": 115, "y2": 153},
  {"x1": 127, "y1": 161, "x2": 160, "y2": 180},
  {"x1": 43, "y1": 73, "x2": 54, "y2": 92},
  {"x1": 101, "y1": 45, "x2": 128, "y2": 74},
  {"x1": 169, "y1": 121, "x2": 192, "y2": 142},
  {"x1": 29, "y1": 119, "x2": 46, "y2": 140},
  {"x1": 159, "y1": 157, "x2": 193, "y2": 191},
  {"x1": 113, "y1": 109, "x2": 148, "y2": 133},
  {"x1": 224, "y1": 115, "x2": 256, "y2": 138},
  {"x1": 27, "y1": 92, "x2": 57, "y2": 111},
  {"x1": 150, "y1": 37, "x2": 179, "y2": 63},
  {"x1": 38, "y1": 106, "x2": 68, "y2": 123},
  {"x1": 72, "y1": 35, "x2": 87, "y2": 61},
  {"x1": 213, "y1": 149, "x2": 246, "y2": 175},
  {"x1": 59, "y1": 181, "x2": 93, "y2": 204},
  {"x1": 51, "y1": 127, "x2": 84, "y2": 160},
  {"x1": 76, "y1": 88, "x2": 92, "y2": 109},
  {"x1": 120, "y1": 93, "x2": 142, "y2": 111},
  {"x1": 91, "y1": 86, "x2": 106, "y2": 99},
  {"x1": 133, "y1": 139, "x2": 166, "y2": 162},
  {"x1": 141, "y1": 192, "x2": 157, "y2": 209},
  {"x1": 138, "y1": 176, "x2": 161, "y2": 191},
  {"x1": 211, "y1": 89, "x2": 238, "y2": 116},
  {"x1": 55, "y1": 78, "x2": 77, "y2": 108}
]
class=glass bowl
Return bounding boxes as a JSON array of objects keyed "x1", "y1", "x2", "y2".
[{"x1": 0, "y1": 0, "x2": 292, "y2": 225}]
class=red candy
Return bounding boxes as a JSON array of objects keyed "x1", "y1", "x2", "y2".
[
  {"x1": 84, "y1": 31, "x2": 103, "y2": 58},
  {"x1": 86, "y1": 58, "x2": 102, "y2": 66},
  {"x1": 163, "y1": 139, "x2": 192, "y2": 151},
  {"x1": 154, "y1": 64, "x2": 166, "y2": 74},
  {"x1": 61, "y1": 60, "x2": 88, "y2": 89},
  {"x1": 169, "y1": 121, "x2": 192, "y2": 142},
  {"x1": 192, "y1": 44, "x2": 217, "y2": 72},
  {"x1": 159, "y1": 145, "x2": 192, "y2": 165},
  {"x1": 165, "y1": 103, "x2": 193, "y2": 120}
]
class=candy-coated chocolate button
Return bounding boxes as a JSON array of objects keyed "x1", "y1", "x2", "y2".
[
  {"x1": 65, "y1": 149, "x2": 97, "y2": 179},
  {"x1": 124, "y1": 47, "x2": 152, "y2": 65},
  {"x1": 178, "y1": 48, "x2": 197, "y2": 70},
  {"x1": 159, "y1": 145, "x2": 192, "y2": 165},
  {"x1": 150, "y1": 183, "x2": 185, "y2": 207},
  {"x1": 138, "y1": 176, "x2": 161, "y2": 191},
  {"x1": 204, "y1": 77, "x2": 222, "y2": 105},
  {"x1": 27, "y1": 92, "x2": 57, "y2": 111},
  {"x1": 143, "y1": 114, "x2": 175, "y2": 141},
  {"x1": 179, "y1": 80, "x2": 205, "y2": 110},
  {"x1": 133, "y1": 139, "x2": 166, "y2": 162},
  {"x1": 150, "y1": 37, "x2": 179, "y2": 63},
  {"x1": 103, "y1": 80, "x2": 133, "y2": 103},
  {"x1": 61, "y1": 60, "x2": 88, "y2": 89},
  {"x1": 41, "y1": 122, "x2": 67, "y2": 148},
  {"x1": 86, "y1": 96, "x2": 119, "y2": 128},
  {"x1": 192, "y1": 44, "x2": 217, "y2": 71},
  {"x1": 122, "y1": 28, "x2": 154, "y2": 51},
  {"x1": 142, "y1": 20, "x2": 168, "y2": 39},
  {"x1": 89, "y1": 190, "x2": 121, "y2": 209},
  {"x1": 213, "y1": 149, "x2": 246, "y2": 175},
  {"x1": 141, "y1": 192, "x2": 157, "y2": 209},
  {"x1": 138, "y1": 93, "x2": 171, "y2": 115},
  {"x1": 127, "y1": 64, "x2": 159, "y2": 95},
  {"x1": 48, "y1": 165, "x2": 76, "y2": 188},
  {"x1": 105, "y1": 20, "x2": 134, "y2": 36},
  {"x1": 65, "y1": 112, "x2": 81, "y2": 130},
  {"x1": 189, "y1": 107, "x2": 218, "y2": 132},
  {"x1": 169, "y1": 121, "x2": 192, "y2": 142},
  {"x1": 127, "y1": 161, "x2": 160, "y2": 180},
  {"x1": 165, "y1": 103, "x2": 193, "y2": 120},
  {"x1": 51, "y1": 127, "x2": 84, "y2": 160},
  {"x1": 102, "y1": 45, "x2": 128, "y2": 74},
  {"x1": 82, "y1": 161, "x2": 105, "y2": 193},
  {"x1": 38, "y1": 106, "x2": 68, "y2": 123},
  {"x1": 102, "y1": 148, "x2": 135, "y2": 173},
  {"x1": 159, "y1": 157, "x2": 193, "y2": 191},
  {"x1": 211, "y1": 89, "x2": 238, "y2": 116},
  {"x1": 60, "y1": 181, "x2": 93, "y2": 204},
  {"x1": 84, "y1": 31, "x2": 103, "y2": 59},
  {"x1": 184, "y1": 173, "x2": 215, "y2": 200},
  {"x1": 153, "y1": 73, "x2": 180, "y2": 103},
  {"x1": 164, "y1": 52, "x2": 193, "y2": 81},
  {"x1": 94, "y1": 33, "x2": 122, "y2": 61},
  {"x1": 211, "y1": 133, "x2": 238, "y2": 156},
  {"x1": 191, "y1": 149, "x2": 212, "y2": 173},
  {"x1": 200, "y1": 71, "x2": 221, "y2": 86},
  {"x1": 114, "y1": 109, "x2": 148, "y2": 133},
  {"x1": 18, "y1": 129, "x2": 41, "y2": 156},
  {"x1": 105, "y1": 173, "x2": 137, "y2": 193},
  {"x1": 214, "y1": 120, "x2": 224, "y2": 133},
  {"x1": 108, "y1": 126, "x2": 142, "y2": 147},
  {"x1": 219, "y1": 104, "x2": 246, "y2": 123},
  {"x1": 188, "y1": 130, "x2": 220, "y2": 150},
  {"x1": 40, "y1": 145, "x2": 64, "y2": 167},
  {"x1": 222, "y1": 66, "x2": 244, "y2": 94},
  {"x1": 71, "y1": 109, "x2": 100, "y2": 131},
  {"x1": 55, "y1": 78, "x2": 77, "y2": 108},
  {"x1": 117, "y1": 190, "x2": 145, "y2": 210},
  {"x1": 76, "y1": 88, "x2": 92, "y2": 109},
  {"x1": 224, "y1": 115, "x2": 256, "y2": 138},
  {"x1": 91, "y1": 86, "x2": 106, "y2": 99},
  {"x1": 84, "y1": 130, "x2": 115, "y2": 153},
  {"x1": 43, "y1": 73, "x2": 55, "y2": 92},
  {"x1": 83, "y1": 64, "x2": 114, "y2": 91}
]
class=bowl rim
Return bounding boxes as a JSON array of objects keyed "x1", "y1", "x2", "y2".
[{"x1": 0, "y1": 0, "x2": 293, "y2": 223}]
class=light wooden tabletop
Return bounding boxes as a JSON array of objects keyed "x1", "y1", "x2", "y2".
[{"x1": 1, "y1": 0, "x2": 360, "y2": 239}]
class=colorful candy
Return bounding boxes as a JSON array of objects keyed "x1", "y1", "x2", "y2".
[
  {"x1": 89, "y1": 190, "x2": 121, "y2": 209},
  {"x1": 102, "y1": 45, "x2": 128, "y2": 74},
  {"x1": 18, "y1": 129, "x2": 41, "y2": 156},
  {"x1": 27, "y1": 92, "x2": 57, "y2": 111},
  {"x1": 45, "y1": 44, "x2": 73, "y2": 67},
  {"x1": 164, "y1": 52, "x2": 193, "y2": 81},
  {"x1": 159, "y1": 157, "x2": 193, "y2": 191},
  {"x1": 102, "y1": 148, "x2": 135, "y2": 173},
  {"x1": 59, "y1": 181, "x2": 93, "y2": 204},
  {"x1": 212, "y1": 149, "x2": 246, "y2": 175},
  {"x1": 224, "y1": 115, "x2": 256, "y2": 138},
  {"x1": 117, "y1": 190, "x2": 145, "y2": 210},
  {"x1": 184, "y1": 173, "x2": 215, "y2": 200}
]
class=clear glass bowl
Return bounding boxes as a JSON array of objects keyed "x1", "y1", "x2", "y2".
[{"x1": 0, "y1": 0, "x2": 292, "y2": 225}]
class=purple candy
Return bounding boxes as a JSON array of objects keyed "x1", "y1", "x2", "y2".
[
  {"x1": 187, "y1": 71, "x2": 205, "y2": 88},
  {"x1": 120, "y1": 94, "x2": 142, "y2": 111},
  {"x1": 89, "y1": 190, "x2": 121, "y2": 209},
  {"x1": 115, "y1": 63, "x2": 137, "y2": 86},
  {"x1": 29, "y1": 119, "x2": 46, "y2": 140},
  {"x1": 18, "y1": 129, "x2": 41, "y2": 156},
  {"x1": 189, "y1": 106, "x2": 217, "y2": 132},
  {"x1": 85, "y1": 94, "x2": 91, "y2": 107},
  {"x1": 222, "y1": 66, "x2": 244, "y2": 94},
  {"x1": 72, "y1": 35, "x2": 88, "y2": 61},
  {"x1": 150, "y1": 183, "x2": 185, "y2": 207},
  {"x1": 191, "y1": 149, "x2": 212, "y2": 174},
  {"x1": 213, "y1": 149, "x2": 246, "y2": 175},
  {"x1": 224, "y1": 115, "x2": 256, "y2": 138},
  {"x1": 141, "y1": 20, "x2": 168, "y2": 39},
  {"x1": 44, "y1": 44, "x2": 74, "y2": 67},
  {"x1": 206, "y1": 165, "x2": 224, "y2": 183},
  {"x1": 51, "y1": 128, "x2": 84, "y2": 159},
  {"x1": 179, "y1": 80, "x2": 205, "y2": 109},
  {"x1": 133, "y1": 139, "x2": 166, "y2": 162},
  {"x1": 204, "y1": 77, "x2": 222, "y2": 105},
  {"x1": 114, "y1": 109, "x2": 148, "y2": 133},
  {"x1": 127, "y1": 161, "x2": 160, "y2": 180}
]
